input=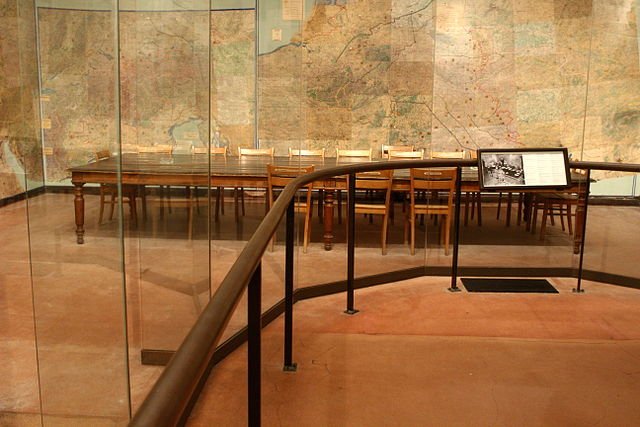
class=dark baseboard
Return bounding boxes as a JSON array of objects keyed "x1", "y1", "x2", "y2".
[
  {"x1": 588, "y1": 196, "x2": 640, "y2": 206},
  {"x1": 0, "y1": 187, "x2": 45, "y2": 208}
]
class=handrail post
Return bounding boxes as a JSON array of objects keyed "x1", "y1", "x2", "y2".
[
  {"x1": 283, "y1": 200, "x2": 297, "y2": 371},
  {"x1": 248, "y1": 262, "x2": 262, "y2": 426},
  {"x1": 574, "y1": 169, "x2": 591, "y2": 293},
  {"x1": 345, "y1": 172, "x2": 359, "y2": 314},
  {"x1": 448, "y1": 166, "x2": 462, "y2": 292}
]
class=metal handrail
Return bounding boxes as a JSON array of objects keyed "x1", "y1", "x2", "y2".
[{"x1": 129, "y1": 159, "x2": 640, "y2": 426}]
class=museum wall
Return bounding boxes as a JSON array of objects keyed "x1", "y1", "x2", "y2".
[
  {"x1": 0, "y1": 0, "x2": 42, "y2": 199},
  {"x1": 3, "y1": 0, "x2": 639, "y2": 189}
]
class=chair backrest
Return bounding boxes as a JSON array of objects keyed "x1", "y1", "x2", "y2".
[
  {"x1": 267, "y1": 164, "x2": 315, "y2": 189},
  {"x1": 239, "y1": 147, "x2": 274, "y2": 158},
  {"x1": 336, "y1": 148, "x2": 372, "y2": 161},
  {"x1": 288, "y1": 148, "x2": 325, "y2": 159},
  {"x1": 381, "y1": 144, "x2": 413, "y2": 158},
  {"x1": 95, "y1": 150, "x2": 111, "y2": 161},
  {"x1": 388, "y1": 149, "x2": 424, "y2": 160},
  {"x1": 430, "y1": 151, "x2": 464, "y2": 159},
  {"x1": 352, "y1": 169, "x2": 394, "y2": 211},
  {"x1": 138, "y1": 144, "x2": 173, "y2": 154},
  {"x1": 267, "y1": 164, "x2": 314, "y2": 209},
  {"x1": 120, "y1": 144, "x2": 139, "y2": 154},
  {"x1": 192, "y1": 146, "x2": 227, "y2": 157},
  {"x1": 410, "y1": 167, "x2": 457, "y2": 193}
]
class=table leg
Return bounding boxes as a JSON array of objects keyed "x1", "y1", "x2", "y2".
[
  {"x1": 323, "y1": 189, "x2": 335, "y2": 251},
  {"x1": 73, "y1": 182, "x2": 85, "y2": 244}
]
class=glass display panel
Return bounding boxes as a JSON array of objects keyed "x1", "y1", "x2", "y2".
[
  {"x1": 478, "y1": 148, "x2": 571, "y2": 191},
  {"x1": 30, "y1": 0, "x2": 132, "y2": 423},
  {"x1": 119, "y1": 2, "x2": 213, "y2": 383}
]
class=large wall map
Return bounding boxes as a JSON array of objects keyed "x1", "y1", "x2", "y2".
[
  {"x1": 0, "y1": 0, "x2": 41, "y2": 199},
  {"x1": 0, "y1": 0, "x2": 639, "y2": 198}
]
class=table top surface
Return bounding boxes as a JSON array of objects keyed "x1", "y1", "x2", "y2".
[{"x1": 70, "y1": 153, "x2": 481, "y2": 180}]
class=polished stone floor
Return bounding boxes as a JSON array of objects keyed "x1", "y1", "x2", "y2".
[{"x1": 1, "y1": 191, "x2": 639, "y2": 426}]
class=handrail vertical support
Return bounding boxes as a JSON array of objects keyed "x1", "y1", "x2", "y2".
[
  {"x1": 448, "y1": 166, "x2": 463, "y2": 292},
  {"x1": 345, "y1": 172, "x2": 359, "y2": 314},
  {"x1": 248, "y1": 262, "x2": 262, "y2": 426},
  {"x1": 283, "y1": 200, "x2": 297, "y2": 371},
  {"x1": 574, "y1": 169, "x2": 591, "y2": 293}
]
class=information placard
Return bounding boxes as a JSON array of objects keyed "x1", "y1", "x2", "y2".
[{"x1": 478, "y1": 148, "x2": 571, "y2": 190}]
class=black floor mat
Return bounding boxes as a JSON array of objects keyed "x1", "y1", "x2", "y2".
[{"x1": 461, "y1": 278, "x2": 559, "y2": 293}]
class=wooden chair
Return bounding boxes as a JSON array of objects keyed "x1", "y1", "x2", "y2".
[
  {"x1": 289, "y1": 148, "x2": 325, "y2": 220},
  {"x1": 137, "y1": 145, "x2": 174, "y2": 218},
  {"x1": 191, "y1": 146, "x2": 229, "y2": 221},
  {"x1": 238, "y1": 147, "x2": 275, "y2": 158},
  {"x1": 336, "y1": 148, "x2": 372, "y2": 162},
  {"x1": 404, "y1": 168, "x2": 457, "y2": 255},
  {"x1": 349, "y1": 169, "x2": 394, "y2": 255},
  {"x1": 430, "y1": 151, "x2": 465, "y2": 160},
  {"x1": 336, "y1": 148, "x2": 373, "y2": 223},
  {"x1": 388, "y1": 149, "x2": 424, "y2": 160},
  {"x1": 381, "y1": 144, "x2": 414, "y2": 159},
  {"x1": 431, "y1": 151, "x2": 480, "y2": 226},
  {"x1": 267, "y1": 164, "x2": 315, "y2": 253},
  {"x1": 289, "y1": 148, "x2": 325, "y2": 159},
  {"x1": 94, "y1": 150, "x2": 138, "y2": 224},
  {"x1": 138, "y1": 144, "x2": 173, "y2": 154},
  {"x1": 530, "y1": 192, "x2": 577, "y2": 240},
  {"x1": 238, "y1": 147, "x2": 275, "y2": 218}
]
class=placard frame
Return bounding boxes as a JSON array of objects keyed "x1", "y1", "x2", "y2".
[{"x1": 477, "y1": 147, "x2": 572, "y2": 191}]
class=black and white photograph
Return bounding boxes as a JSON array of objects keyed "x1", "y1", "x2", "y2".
[{"x1": 480, "y1": 153, "x2": 525, "y2": 187}]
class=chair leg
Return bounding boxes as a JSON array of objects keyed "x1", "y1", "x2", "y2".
[
  {"x1": 410, "y1": 215, "x2": 416, "y2": 256},
  {"x1": 140, "y1": 186, "x2": 147, "y2": 220},
  {"x1": 214, "y1": 187, "x2": 221, "y2": 222},
  {"x1": 166, "y1": 186, "x2": 172, "y2": 213},
  {"x1": 99, "y1": 188, "x2": 106, "y2": 224},
  {"x1": 530, "y1": 202, "x2": 539, "y2": 234},
  {"x1": 496, "y1": 192, "x2": 502, "y2": 219},
  {"x1": 470, "y1": 193, "x2": 476, "y2": 220},
  {"x1": 464, "y1": 192, "x2": 470, "y2": 226},
  {"x1": 505, "y1": 193, "x2": 512, "y2": 226},
  {"x1": 129, "y1": 193, "x2": 137, "y2": 223},
  {"x1": 108, "y1": 192, "x2": 116, "y2": 220},
  {"x1": 443, "y1": 216, "x2": 451, "y2": 256},
  {"x1": 381, "y1": 213, "x2": 389, "y2": 255},
  {"x1": 303, "y1": 210, "x2": 311, "y2": 253},
  {"x1": 187, "y1": 189, "x2": 194, "y2": 239},
  {"x1": 476, "y1": 192, "x2": 482, "y2": 226},
  {"x1": 234, "y1": 188, "x2": 240, "y2": 222},
  {"x1": 219, "y1": 187, "x2": 225, "y2": 215},
  {"x1": 539, "y1": 200, "x2": 549, "y2": 240},
  {"x1": 193, "y1": 186, "x2": 200, "y2": 215},
  {"x1": 566, "y1": 203, "x2": 573, "y2": 234}
]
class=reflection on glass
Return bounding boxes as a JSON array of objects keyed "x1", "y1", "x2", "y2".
[{"x1": 34, "y1": 1, "x2": 131, "y2": 423}]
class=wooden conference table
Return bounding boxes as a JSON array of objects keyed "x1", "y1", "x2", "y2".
[{"x1": 69, "y1": 153, "x2": 587, "y2": 252}]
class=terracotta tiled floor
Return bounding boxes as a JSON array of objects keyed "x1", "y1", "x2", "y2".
[{"x1": 1, "y1": 192, "x2": 639, "y2": 425}]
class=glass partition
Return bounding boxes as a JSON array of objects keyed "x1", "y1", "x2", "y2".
[
  {"x1": 1, "y1": 0, "x2": 639, "y2": 424},
  {"x1": 31, "y1": 1, "x2": 133, "y2": 424},
  {"x1": 0, "y1": 0, "x2": 42, "y2": 424},
  {"x1": 120, "y1": 1, "x2": 213, "y2": 372}
]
